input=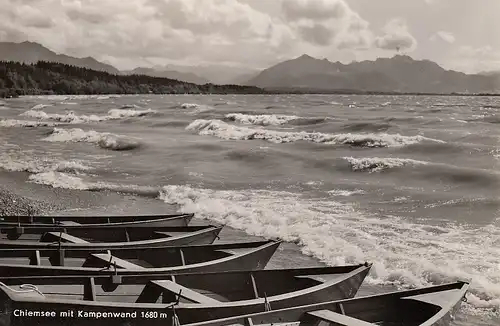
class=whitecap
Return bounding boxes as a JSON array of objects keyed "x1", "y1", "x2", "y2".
[
  {"x1": 344, "y1": 157, "x2": 429, "y2": 172},
  {"x1": 158, "y1": 184, "x2": 500, "y2": 311},
  {"x1": 187, "y1": 119, "x2": 444, "y2": 148},
  {"x1": 42, "y1": 128, "x2": 141, "y2": 151}
]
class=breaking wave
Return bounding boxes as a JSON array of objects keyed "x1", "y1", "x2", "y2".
[
  {"x1": 28, "y1": 172, "x2": 158, "y2": 197},
  {"x1": 0, "y1": 119, "x2": 57, "y2": 128},
  {"x1": 327, "y1": 189, "x2": 366, "y2": 196},
  {"x1": 159, "y1": 184, "x2": 500, "y2": 310},
  {"x1": 42, "y1": 128, "x2": 142, "y2": 151},
  {"x1": 225, "y1": 113, "x2": 326, "y2": 126},
  {"x1": 225, "y1": 113, "x2": 299, "y2": 126},
  {"x1": 20, "y1": 107, "x2": 156, "y2": 124},
  {"x1": 344, "y1": 157, "x2": 429, "y2": 173},
  {"x1": 186, "y1": 119, "x2": 443, "y2": 148},
  {"x1": 30, "y1": 104, "x2": 52, "y2": 110},
  {"x1": 0, "y1": 151, "x2": 92, "y2": 175},
  {"x1": 180, "y1": 103, "x2": 215, "y2": 114}
]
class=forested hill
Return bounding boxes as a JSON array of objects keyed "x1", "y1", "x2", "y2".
[{"x1": 0, "y1": 61, "x2": 266, "y2": 98}]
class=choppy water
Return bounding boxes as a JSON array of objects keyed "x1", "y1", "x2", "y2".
[{"x1": 1, "y1": 94, "x2": 500, "y2": 325}]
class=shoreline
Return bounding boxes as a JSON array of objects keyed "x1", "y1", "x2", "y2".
[
  {"x1": 0, "y1": 169, "x2": 333, "y2": 273},
  {"x1": 4, "y1": 90, "x2": 500, "y2": 99}
]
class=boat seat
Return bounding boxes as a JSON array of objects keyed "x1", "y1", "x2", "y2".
[
  {"x1": 306, "y1": 310, "x2": 373, "y2": 326},
  {"x1": 215, "y1": 249, "x2": 237, "y2": 255},
  {"x1": 294, "y1": 275, "x2": 327, "y2": 283},
  {"x1": 57, "y1": 221, "x2": 82, "y2": 226},
  {"x1": 150, "y1": 280, "x2": 220, "y2": 304},
  {"x1": 43, "y1": 232, "x2": 89, "y2": 244},
  {"x1": 88, "y1": 253, "x2": 145, "y2": 269}
]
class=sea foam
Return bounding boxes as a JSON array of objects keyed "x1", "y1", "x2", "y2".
[
  {"x1": 187, "y1": 119, "x2": 443, "y2": 148},
  {"x1": 159, "y1": 184, "x2": 500, "y2": 311},
  {"x1": 20, "y1": 107, "x2": 156, "y2": 124},
  {"x1": 42, "y1": 128, "x2": 141, "y2": 151},
  {"x1": 344, "y1": 157, "x2": 429, "y2": 172},
  {"x1": 0, "y1": 119, "x2": 57, "y2": 128}
]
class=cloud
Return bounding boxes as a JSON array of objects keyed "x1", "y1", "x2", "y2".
[
  {"x1": 445, "y1": 45, "x2": 500, "y2": 73},
  {"x1": 374, "y1": 18, "x2": 417, "y2": 51},
  {"x1": 457, "y1": 45, "x2": 494, "y2": 58},
  {"x1": 0, "y1": 0, "x2": 302, "y2": 68},
  {"x1": 282, "y1": 0, "x2": 349, "y2": 21},
  {"x1": 430, "y1": 31, "x2": 455, "y2": 44},
  {"x1": 0, "y1": 0, "x2": 421, "y2": 69},
  {"x1": 280, "y1": 0, "x2": 374, "y2": 49}
]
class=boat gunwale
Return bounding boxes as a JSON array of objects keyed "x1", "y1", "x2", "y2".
[
  {"x1": 0, "y1": 213, "x2": 194, "y2": 221},
  {"x1": 0, "y1": 225, "x2": 223, "y2": 248},
  {"x1": 0, "y1": 214, "x2": 194, "y2": 229},
  {"x1": 0, "y1": 239, "x2": 276, "y2": 254},
  {"x1": 180, "y1": 281, "x2": 470, "y2": 326},
  {"x1": 0, "y1": 240, "x2": 282, "y2": 273},
  {"x1": 0, "y1": 264, "x2": 373, "y2": 308}
]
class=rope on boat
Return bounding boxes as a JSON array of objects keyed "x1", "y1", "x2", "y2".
[
  {"x1": 0, "y1": 282, "x2": 45, "y2": 297},
  {"x1": 264, "y1": 292, "x2": 271, "y2": 312},
  {"x1": 98, "y1": 257, "x2": 118, "y2": 273},
  {"x1": 169, "y1": 290, "x2": 183, "y2": 326},
  {"x1": 171, "y1": 307, "x2": 180, "y2": 326}
]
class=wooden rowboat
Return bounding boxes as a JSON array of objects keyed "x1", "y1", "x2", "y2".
[
  {"x1": 185, "y1": 281, "x2": 470, "y2": 326},
  {"x1": 0, "y1": 263, "x2": 372, "y2": 325},
  {"x1": 0, "y1": 240, "x2": 280, "y2": 276},
  {"x1": 0, "y1": 214, "x2": 194, "y2": 228},
  {"x1": 0, "y1": 225, "x2": 223, "y2": 249},
  {"x1": 0, "y1": 213, "x2": 193, "y2": 227}
]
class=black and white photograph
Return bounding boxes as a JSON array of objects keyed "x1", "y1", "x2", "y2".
[{"x1": 0, "y1": 0, "x2": 498, "y2": 325}]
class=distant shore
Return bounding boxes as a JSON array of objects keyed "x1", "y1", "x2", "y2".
[{"x1": 2, "y1": 61, "x2": 500, "y2": 98}]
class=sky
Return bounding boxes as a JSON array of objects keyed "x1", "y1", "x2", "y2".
[{"x1": 0, "y1": 0, "x2": 499, "y2": 73}]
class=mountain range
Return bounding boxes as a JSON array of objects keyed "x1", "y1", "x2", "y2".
[
  {"x1": 247, "y1": 54, "x2": 500, "y2": 94},
  {"x1": 0, "y1": 41, "x2": 120, "y2": 74},
  {"x1": 1, "y1": 41, "x2": 500, "y2": 94}
]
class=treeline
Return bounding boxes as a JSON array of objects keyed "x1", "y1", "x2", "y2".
[{"x1": 0, "y1": 61, "x2": 266, "y2": 98}]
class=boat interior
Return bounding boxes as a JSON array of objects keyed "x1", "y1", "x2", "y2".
[
  {"x1": 0, "y1": 225, "x2": 220, "y2": 243},
  {"x1": 185, "y1": 282, "x2": 468, "y2": 326},
  {"x1": 0, "y1": 265, "x2": 369, "y2": 305},
  {"x1": 0, "y1": 240, "x2": 276, "y2": 269}
]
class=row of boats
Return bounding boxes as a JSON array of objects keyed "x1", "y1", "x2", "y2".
[{"x1": 0, "y1": 213, "x2": 470, "y2": 326}]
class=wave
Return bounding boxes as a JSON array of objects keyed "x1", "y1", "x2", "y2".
[
  {"x1": 345, "y1": 156, "x2": 499, "y2": 188},
  {"x1": 0, "y1": 151, "x2": 92, "y2": 175},
  {"x1": 225, "y1": 113, "x2": 299, "y2": 126},
  {"x1": 0, "y1": 119, "x2": 57, "y2": 128},
  {"x1": 328, "y1": 189, "x2": 366, "y2": 196},
  {"x1": 30, "y1": 104, "x2": 52, "y2": 110},
  {"x1": 28, "y1": 172, "x2": 158, "y2": 197},
  {"x1": 20, "y1": 107, "x2": 156, "y2": 124},
  {"x1": 341, "y1": 122, "x2": 392, "y2": 132},
  {"x1": 225, "y1": 113, "x2": 327, "y2": 126},
  {"x1": 159, "y1": 184, "x2": 500, "y2": 311},
  {"x1": 107, "y1": 108, "x2": 157, "y2": 119},
  {"x1": 344, "y1": 157, "x2": 429, "y2": 173},
  {"x1": 180, "y1": 103, "x2": 215, "y2": 114},
  {"x1": 187, "y1": 119, "x2": 443, "y2": 148},
  {"x1": 42, "y1": 128, "x2": 141, "y2": 151}
]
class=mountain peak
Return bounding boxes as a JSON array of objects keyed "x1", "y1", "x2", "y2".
[
  {"x1": 20, "y1": 41, "x2": 44, "y2": 48},
  {"x1": 392, "y1": 54, "x2": 414, "y2": 61},
  {"x1": 297, "y1": 54, "x2": 315, "y2": 60}
]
